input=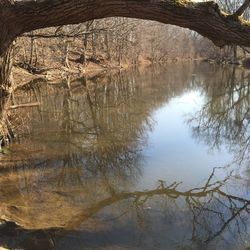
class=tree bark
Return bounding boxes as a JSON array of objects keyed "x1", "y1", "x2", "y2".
[
  {"x1": 0, "y1": 44, "x2": 13, "y2": 95},
  {"x1": 1, "y1": 0, "x2": 250, "y2": 58}
]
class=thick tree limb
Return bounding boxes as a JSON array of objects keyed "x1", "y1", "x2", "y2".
[{"x1": 1, "y1": 0, "x2": 250, "y2": 56}]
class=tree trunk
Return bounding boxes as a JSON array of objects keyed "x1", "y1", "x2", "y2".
[
  {"x1": 91, "y1": 33, "x2": 97, "y2": 59},
  {"x1": 29, "y1": 32, "x2": 36, "y2": 66},
  {"x1": 64, "y1": 41, "x2": 70, "y2": 68},
  {"x1": 0, "y1": 44, "x2": 13, "y2": 96},
  {"x1": 104, "y1": 31, "x2": 111, "y2": 61}
]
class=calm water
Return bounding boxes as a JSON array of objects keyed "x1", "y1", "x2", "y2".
[{"x1": 0, "y1": 63, "x2": 250, "y2": 250}]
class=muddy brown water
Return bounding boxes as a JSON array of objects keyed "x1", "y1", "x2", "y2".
[{"x1": 0, "y1": 62, "x2": 250, "y2": 250}]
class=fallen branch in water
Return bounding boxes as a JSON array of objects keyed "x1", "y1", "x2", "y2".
[{"x1": 8, "y1": 102, "x2": 40, "y2": 110}]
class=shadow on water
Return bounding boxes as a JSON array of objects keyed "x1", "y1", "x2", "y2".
[{"x1": 0, "y1": 63, "x2": 250, "y2": 249}]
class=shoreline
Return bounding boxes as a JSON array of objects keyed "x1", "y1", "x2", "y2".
[{"x1": 12, "y1": 58, "x2": 204, "y2": 88}]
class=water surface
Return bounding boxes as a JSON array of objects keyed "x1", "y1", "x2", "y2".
[{"x1": 0, "y1": 63, "x2": 250, "y2": 250}]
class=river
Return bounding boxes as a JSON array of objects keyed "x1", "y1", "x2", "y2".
[{"x1": 0, "y1": 62, "x2": 250, "y2": 250}]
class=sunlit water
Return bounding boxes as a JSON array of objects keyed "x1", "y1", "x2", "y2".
[
  {"x1": 140, "y1": 90, "x2": 233, "y2": 190},
  {"x1": 0, "y1": 62, "x2": 250, "y2": 250}
]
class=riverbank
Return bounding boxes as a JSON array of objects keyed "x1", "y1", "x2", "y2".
[
  {"x1": 12, "y1": 56, "x2": 205, "y2": 88},
  {"x1": 203, "y1": 57, "x2": 250, "y2": 69},
  {"x1": 12, "y1": 60, "x2": 124, "y2": 87},
  {"x1": 12, "y1": 54, "x2": 250, "y2": 90},
  {"x1": 12, "y1": 56, "x2": 154, "y2": 88}
]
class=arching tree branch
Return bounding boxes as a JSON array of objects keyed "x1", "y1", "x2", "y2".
[{"x1": 1, "y1": 0, "x2": 250, "y2": 56}]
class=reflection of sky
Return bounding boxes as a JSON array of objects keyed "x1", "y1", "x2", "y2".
[{"x1": 139, "y1": 90, "x2": 234, "y2": 190}]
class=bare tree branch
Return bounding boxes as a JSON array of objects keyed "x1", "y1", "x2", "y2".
[{"x1": 233, "y1": 0, "x2": 250, "y2": 17}]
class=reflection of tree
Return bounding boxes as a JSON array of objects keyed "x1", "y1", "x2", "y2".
[
  {"x1": 1, "y1": 168, "x2": 250, "y2": 249},
  {"x1": 2, "y1": 63, "x2": 200, "y2": 168},
  {"x1": 188, "y1": 66, "x2": 250, "y2": 165},
  {"x1": 0, "y1": 96, "x2": 14, "y2": 145},
  {"x1": 0, "y1": 77, "x2": 46, "y2": 148},
  {"x1": 1, "y1": 62, "x2": 200, "y2": 150},
  {"x1": 1, "y1": 63, "x2": 250, "y2": 249}
]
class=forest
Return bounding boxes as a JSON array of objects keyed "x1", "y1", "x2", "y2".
[{"x1": 0, "y1": 0, "x2": 250, "y2": 98}]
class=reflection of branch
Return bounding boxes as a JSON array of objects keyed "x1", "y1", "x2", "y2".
[
  {"x1": 0, "y1": 166, "x2": 249, "y2": 249},
  {"x1": 204, "y1": 193, "x2": 249, "y2": 243},
  {"x1": 188, "y1": 69, "x2": 250, "y2": 165},
  {"x1": 66, "y1": 169, "x2": 232, "y2": 229},
  {"x1": 54, "y1": 168, "x2": 250, "y2": 247}
]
